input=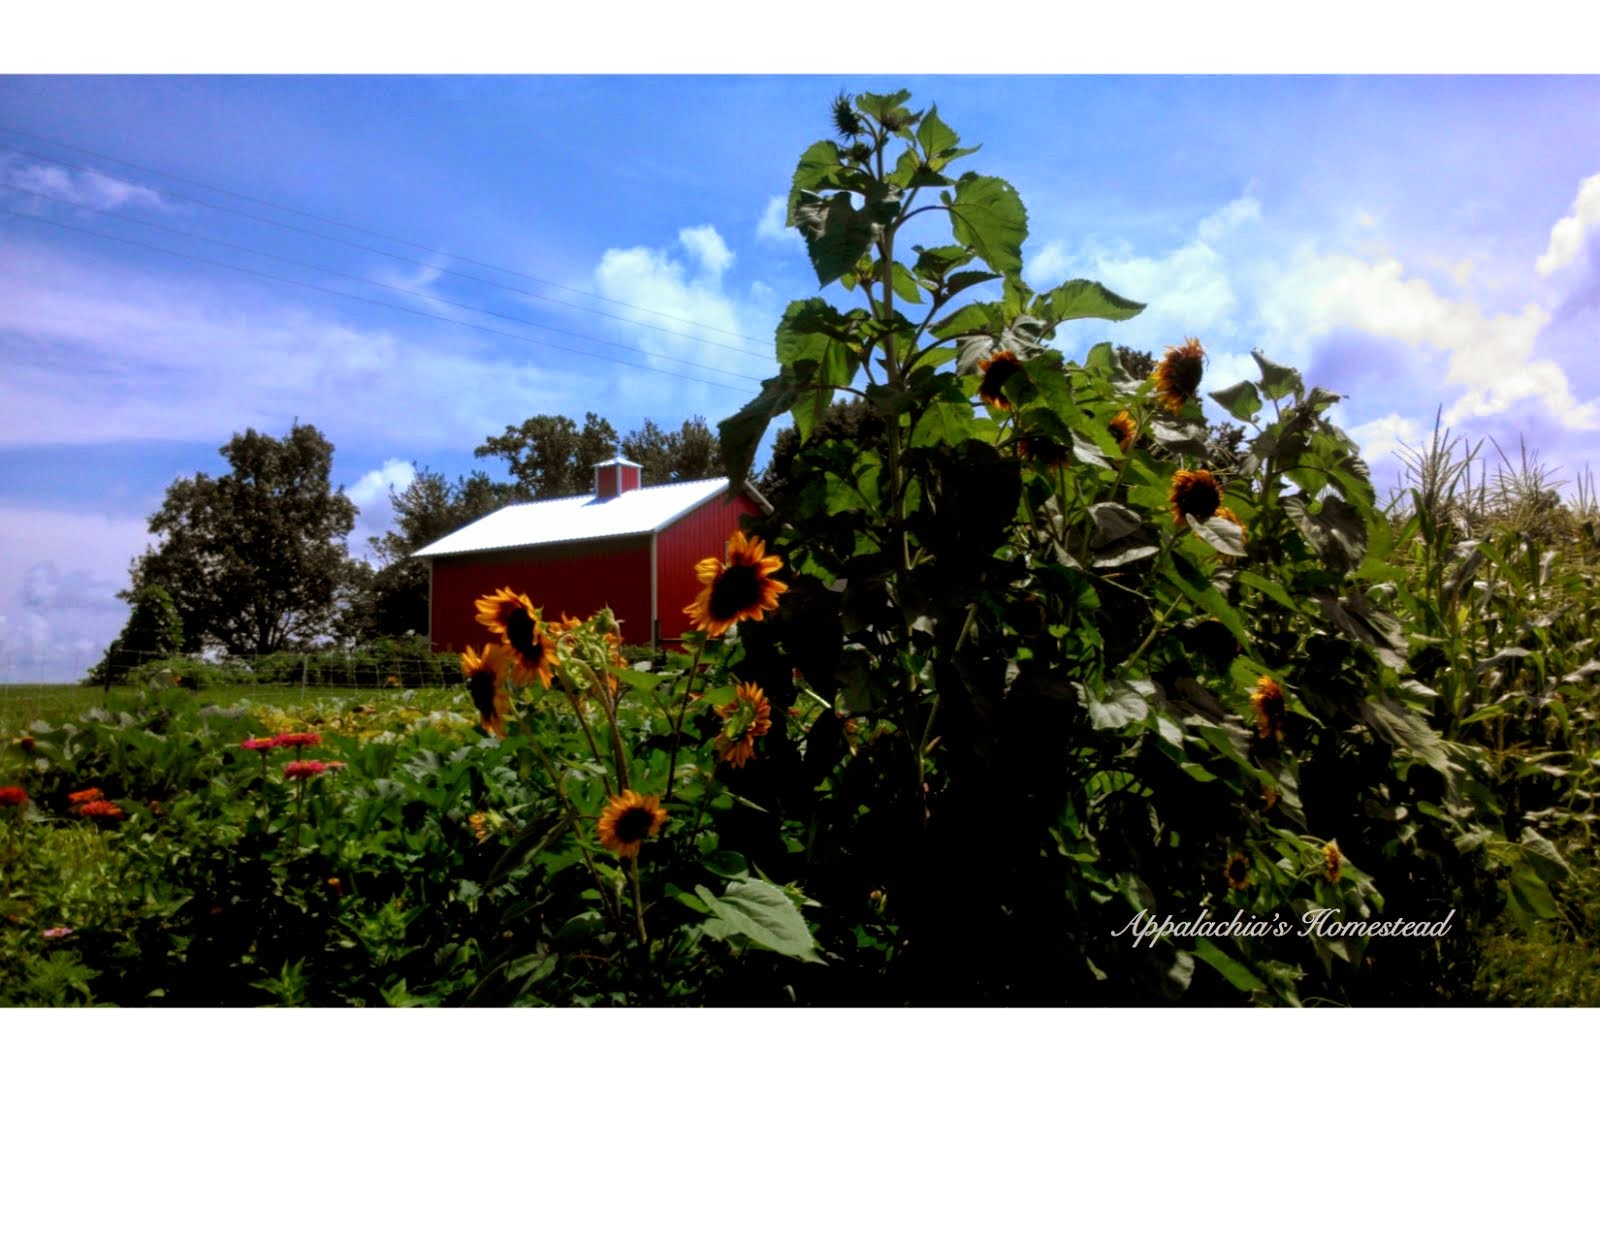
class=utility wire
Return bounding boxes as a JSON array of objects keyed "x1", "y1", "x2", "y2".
[
  {"x1": 6, "y1": 181, "x2": 772, "y2": 383},
  {"x1": 0, "y1": 127, "x2": 773, "y2": 346},
  {"x1": 2, "y1": 207, "x2": 761, "y2": 397}
]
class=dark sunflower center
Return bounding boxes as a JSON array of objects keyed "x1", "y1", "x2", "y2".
[
  {"x1": 613, "y1": 806, "x2": 657, "y2": 843},
  {"x1": 504, "y1": 608, "x2": 542, "y2": 661},
  {"x1": 1166, "y1": 355, "x2": 1203, "y2": 399},
  {"x1": 708, "y1": 564, "x2": 764, "y2": 621},
  {"x1": 1181, "y1": 483, "x2": 1222, "y2": 522},
  {"x1": 1227, "y1": 857, "x2": 1248, "y2": 881},
  {"x1": 467, "y1": 669, "x2": 498, "y2": 719}
]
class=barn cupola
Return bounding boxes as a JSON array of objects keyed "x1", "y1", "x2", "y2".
[{"x1": 593, "y1": 456, "x2": 643, "y2": 501}]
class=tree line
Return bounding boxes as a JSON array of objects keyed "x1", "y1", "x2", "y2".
[{"x1": 90, "y1": 413, "x2": 726, "y2": 682}]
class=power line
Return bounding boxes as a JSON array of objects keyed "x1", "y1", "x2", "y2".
[
  {"x1": 0, "y1": 127, "x2": 773, "y2": 346},
  {"x1": 2, "y1": 207, "x2": 761, "y2": 397},
  {"x1": 5, "y1": 180, "x2": 772, "y2": 383}
]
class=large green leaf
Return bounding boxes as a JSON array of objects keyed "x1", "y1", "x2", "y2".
[
  {"x1": 1284, "y1": 493, "x2": 1368, "y2": 575},
  {"x1": 1252, "y1": 350, "x2": 1304, "y2": 403},
  {"x1": 944, "y1": 174, "x2": 1028, "y2": 280},
  {"x1": 1208, "y1": 380, "x2": 1262, "y2": 422},
  {"x1": 1031, "y1": 278, "x2": 1145, "y2": 325},
  {"x1": 696, "y1": 878, "x2": 823, "y2": 963},
  {"x1": 1190, "y1": 514, "x2": 1247, "y2": 557},
  {"x1": 917, "y1": 105, "x2": 960, "y2": 158},
  {"x1": 910, "y1": 398, "x2": 974, "y2": 449},
  {"x1": 1075, "y1": 678, "x2": 1154, "y2": 730},
  {"x1": 1193, "y1": 938, "x2": 1266, "y2": 993},
  {"x1": 793, "y1": 191, "x2": 877, "y2": 289},
  {"x1": 719, "y1": 378, "x2": 794, "y2": 486}
]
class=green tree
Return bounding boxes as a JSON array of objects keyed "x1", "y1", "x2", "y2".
[
  {"x1": 84, "y1": 583, "x2": 184, "y2": 685},
  {"x1": 475, "y1": 411, "x2": 619, "y2": 499},
  {"x1": 620, "y1": 415, "x2": 724, "y2": 486},
  {"x1": 126, "y1": 424, "x2": 358, "y2": 657},
  {"x1": 350, "y1": 467, "x2": 516, "y2": 640}
]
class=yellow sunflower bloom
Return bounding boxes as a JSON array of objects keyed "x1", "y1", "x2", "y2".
[
  {"x1": 1108, "y1": 410, "x2": 1139, "y2": 452},
  {"x1": 1152, "y1": 337, "x2": 1205, "y2": 413},
  {"x1": 474, "y1": 586, "x2": 558, "y2": 688},
  {"x1": 596, "y1": 790, "x2": 668, "y2": 860},
  {"x1": 684, "y1": 531, "x2": 788, "y2": 638},
  {"x1": 715, "y1": 681, "x2": 774, "y2": 769},
  {"x1": 1249, "y1": 675, "x2": 1286, "y2": 743},
  {"x1": 460, "y1": 643, "x2": 512, "y2": 737},
  {"x1": 1225, "y1": 852, "x2": 1251, "y2": 891},
  {"x1": 1323, "y1": 840, "x2": 1343, "y2": 884},
  {"x1": 977, "y1": 350, "x2": 1026, "y2": 412},
  {"x1": 1168, "y1": 468, "x2": 1225, "y2": 527}
]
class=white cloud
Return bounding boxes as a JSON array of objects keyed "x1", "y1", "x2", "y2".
[
  {"x1": 1026, "y1": 240, "x2": 1072, "y2": 288},
  {"x1": 677, "y1": 225, "x2": 734, "y2": 280},
  {"x1": 348, "y1": 459, "x2": 417, "y2": 508},
  {"x1": 1258, "y1": 248, "x2": 1598, "y2": 430},
  {"x1": 0, "y1": 507, "x2": 150, "y2": 684},
  {"x1": 756, "y1": 195, "x2": 801, "y2": 248},
  {"x1": 1536, "y1": 172, "x2": 1600, "y2": 276},
  {"x1": 1345, "y1": 412, "x2": 1429, "y2": 463},
  {"x1": 1196, "y1": 195, "x2": 1261, "y2": 245},
  {"x1": 1, "y1": 153, "x2": 169, "y2": 213}
]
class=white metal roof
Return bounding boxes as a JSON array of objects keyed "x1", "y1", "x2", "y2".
[{"x1": 412, "y1": 477, "x2": 733, "y2": 559}]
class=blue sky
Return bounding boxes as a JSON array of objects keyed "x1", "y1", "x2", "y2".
[{"x1": 4, "y1": 73, "x2": 1600, "y2": 681}]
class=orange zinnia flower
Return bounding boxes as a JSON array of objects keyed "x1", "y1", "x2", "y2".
[
  {"x1": 460, "y1": 643, "x2": 512, "y2": 737},
  {"x1": 977, "y1": 350, "x2": 1026, "y2": 412},
  {"x1": 684, "y1": 531, "x2": 788, "y2": 638},
  {"x1": 1249, "y1": 675, "x2": 1286, "y2": 742},
  {"x1": 77, "y1": 799, "x2": 123, "y2": 820},
  {"x1": 1152, "y1": 337, "x2": 1205, "y2": 413},
  {"x1": 715, "y1": 681, "x2": 773, "y2": 769},
  {"x1": 1108, "y1": 410, "x2": 1139, "y2": 452},
  {"x1": 596, "y1": 790, "x2": 668, "y2": 860},
  {"x1": 1168, "y1": 468, "x2": 1225, "y2": 527},
  {"x1": 67, "y1": 787, "x2": 104, "y2": 805},
  {"x1": 273, "y1": 732, "x2": 321, "y2": 750},
  {"x1": 475, "y1": 587, "x2": 558, "y2": 688}
]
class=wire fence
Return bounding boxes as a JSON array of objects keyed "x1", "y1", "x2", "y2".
[{"x1": 0, "y1": 647, "x2": 468, "y2": 733}]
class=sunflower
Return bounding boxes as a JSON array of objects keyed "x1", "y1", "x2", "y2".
[
  {"x1": 1108, "y1": 410, "x2": 1139, "y2": 452},
  {"x1": 1225, "y1": 852, "x2": 1251, "y2": 891},
  {"x1": 1262, "y1": 783, "x2": 1280, "y2": 810},
  {"x1": 460, "y1": 643, "x2": 512, "y2": 737},
  {"x1": 715, "y1": 681, "x2": 774, "y2": 769},
  {"x1": 977, "y1": 350, "x2": 1026, "y2": 412},
  {"x1": 684, "y1": 531, "x2": 788, "y2": 638},
  {"x1": 1249, "y1": 675, "x2": 1286, "y2": 743},
  {"x1": 596, "y1": 790, "x2": 668, "y2": 860},
  {"x1": 1323, "y1": 840, "x2": 1343, "y2": 884},
  {"x1": 475, "y1": 587, "x2": 558, "y2": 688},
  {"x1": 1016, "y1": 433, "x2": 1071, "y2": 471},
  {"x1": 1168, "y1": 468, "x2": 1225, "y2": 526},
  {"x1": 1152, "y1": 337, "x2": 1206, "y2": 413}
]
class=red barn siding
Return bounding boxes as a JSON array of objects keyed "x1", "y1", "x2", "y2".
[
  {"x1": 430, "y1": 536, "x2": 652, "y2": 653},
  {"x1": 655, "y1": 492, "x2": 763, "y2": 644}
]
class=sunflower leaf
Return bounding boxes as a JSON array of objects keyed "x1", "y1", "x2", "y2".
[
  {"x1": 1252, "y1": 350, "x2": 1304, "y2": 403},
  {"x1": 944, "y1": 174, "x2": 1028, "y2": 280},
  {"x1": 1031, "y1": 278, "x2": 1145, "y2": 326},
  {"x1": 696, "y1": 878, "x2": 823, "y2": 963},
  {"x1": 1190, "y1": 515, "x2": 1247, "y2": 557},
  {"x1": 793, "y1": 190, "x2": 878, "y2": 289},
  {"x1": 1192, "y1": 938, "x2": 1267, "y2": 993},
  {"x1": 1075, "y1": 678, "x2": 1154, "y2": 730},
  {"x1": 1208, "y1": 380, "x2": 1262, "y2": 422}
]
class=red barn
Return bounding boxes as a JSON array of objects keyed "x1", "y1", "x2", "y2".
[{"x1": 414, "y1": 457, "x2": 769, "y2": 652}]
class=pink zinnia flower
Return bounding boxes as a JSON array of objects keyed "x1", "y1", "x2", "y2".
[
  {"x1": 241, "y1": 737, "x2": 277, "y2": 752},
  {"x1": 274, "y1": 732, "x2": 321, "y2": 749},
  {"x1": 284, "y1": 760, "x2": 328, "y2": 780},
  {"x1": 41, "y1": 926, "x2": 74, "y2": 941}
]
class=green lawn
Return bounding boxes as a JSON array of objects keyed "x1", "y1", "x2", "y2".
[{"x1": 1, "y1": 683, "x2": 458, "y2": 734}]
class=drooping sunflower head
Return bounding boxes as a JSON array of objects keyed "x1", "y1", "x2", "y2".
[
  {"x1": 1016, "y1": 433, "x2": 1071, "y2": 471},
  {"x1": 1152, "y1": 337, "x2": 1206, "y2": 413},
  {"x1": 977, "y1": 350, "x2": 1026, "y2": 412},
  {"x1": 596, "y1": 789, "x2": 668, "y2": 860},
  {"x1": 1323, "y1": 840, "x2": 1343, "y2": 884},
  {"x1": 685, "y1": 531, "x2": 788, "y2": 638},
  {"x1": 1249, "y1": 675, "x2": 1286, "y2": 743},
  {"x1": 475, "y1": 587, "x2": 558, "y2": 688},
  {"x1": 1108, "y1": 410, "x2": 1139, "y2": 453},
  {"x1": 460, "y1": 643, "x2": 512, "y2": 737},
  {"x1": 1169, "y1": 469, "x2": 1225, "y2": 526},
  {"x1": 1225, "y1": 852, "x2": 1251, "y2": 891},
  {"x1": 715, "y1": 681, "x2": 774, "y2": 769}
]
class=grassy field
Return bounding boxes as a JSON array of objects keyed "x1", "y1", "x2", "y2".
[{"x1": 0, "y1": 682, "x2": 459, "y2": 734}]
